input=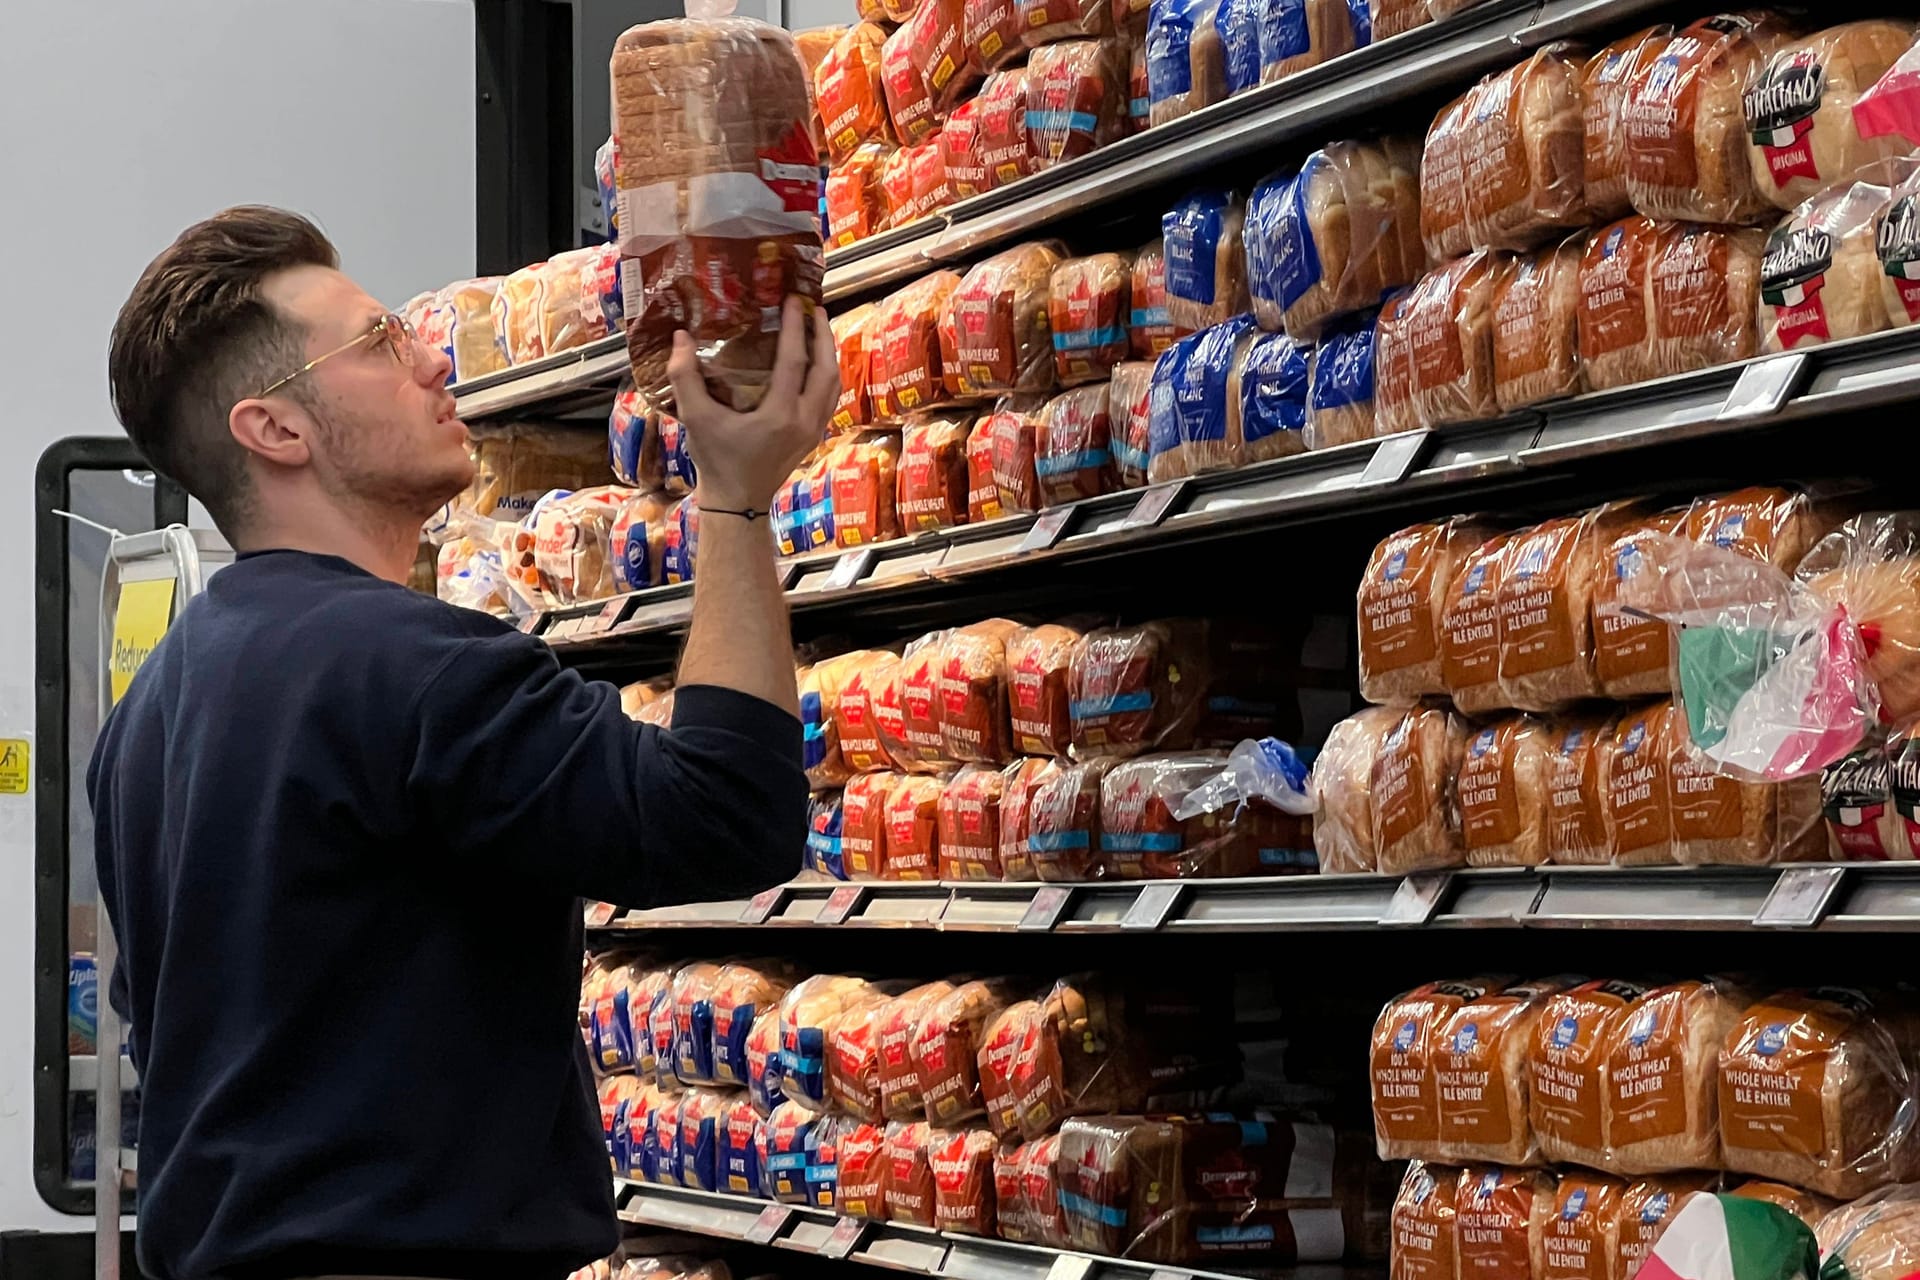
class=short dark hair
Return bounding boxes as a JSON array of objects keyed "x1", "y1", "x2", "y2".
[{"x1": 108, "y1": 206, "x2": 338, "y2": 532}]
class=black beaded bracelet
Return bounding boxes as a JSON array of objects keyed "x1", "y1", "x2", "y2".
[{"x1": 701, "y1": 505, "x2": 769, "y2": 522}]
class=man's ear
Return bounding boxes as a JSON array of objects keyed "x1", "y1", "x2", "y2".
[{"x1": 229, "y1": 397, "x2": 313, "y2": 469}]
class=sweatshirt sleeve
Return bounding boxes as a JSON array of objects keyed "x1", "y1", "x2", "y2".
[{"x1": 405, "y1": 630, "x2": 807, "y2": 907}]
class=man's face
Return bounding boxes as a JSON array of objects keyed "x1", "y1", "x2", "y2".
[{"x1": 265, "y1": 265, "x2": 473, "y2": 517}]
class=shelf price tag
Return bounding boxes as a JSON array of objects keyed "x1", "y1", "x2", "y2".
[
  {"x1": 1380, "y1": 871, "x2": 1454, "y2": 926},
  {"x1": 1356, "y1": 430, "x2": 1431, "y2": 487},
  {"x1": 583, "y1": 900, "x2": 618, "y2": 928},
  {"x1": 1754, "y1": 865, "x2": 1847, "y2": 928},
  {"x1": 595, "y1": 597, "x2": 630, "y2": 633},
  {"x1": 1019, "y1": 886, "x2": 1076, "y2": 931},
  {"x1": 1121, "y1": 480, "x2": 1189, "y2": 530},
  {"x1": 739, "y1": 886, "x2": 789, "y2": 925},
  {"x1": 816, "y1": 884, "x2": 868, "y2": 926},
  {"x1": 1045, "y1": 1253, "x2": 1097, "y2": 1280},
  {"x1": 744, "y1": 1203, "x2": 795, "y2": 1244},
  {"x1": 1720, "y1": 352, "x2": 1810, "y2": 421},
  {"x1": 1149, "y1": 1269, "x2": 1193, "y2": 1280},
  {"x1": 820, "y1": 1216, "x2": 870, "y2": 1260},
  {"x1": 1121, "y1": 883, "x2": 1185, "y2": 930},
  {"x1": 517, "y1": 613, "x2": 543, "y2": 636},
  {"x1": 1018, "y1": 506, "x2": 1079, "y2": 553},
  {"x1": 779, "y1": 561, "x2": 808, "y2": 592},
  {"x1": 825, "y1": 547, "x2": 876, "y2": 592}
]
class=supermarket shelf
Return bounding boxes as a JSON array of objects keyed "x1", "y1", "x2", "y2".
[
  {"x1": 451, "y1": 333, "x2": 627, "y2": 421},
  {"x1": 528, "y1": 329, "x2": 1920, "y2": 657},
  {"x1": 67, "y1": 1055, "x2": 137, "y2": 1093},
  {"x1": 591, "y1": 864, "x2": 1920, "y2": 935},
  {"x1": 612, "y1": 1179, "x2": 1374, "y2": 1280}
]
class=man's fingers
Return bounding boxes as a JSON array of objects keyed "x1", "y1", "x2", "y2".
[
  {"x1": 797, "y1": 305, "x2": 842, "y2": 431},
  {"x1": 765, "y1": 296, "x2": 812, "y2": 409},
  {"x1": 665, "y1": 331, "x2": 721, "y2": 440}
]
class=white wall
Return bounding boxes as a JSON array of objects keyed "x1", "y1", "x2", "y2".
[{"x1": 0, "y1": 0, "x2": 476, "y2": 1233}]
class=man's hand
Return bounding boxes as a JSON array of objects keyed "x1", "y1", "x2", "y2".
[{"x1": 669, "y1": 297, "x2": 840, "y2": 512}]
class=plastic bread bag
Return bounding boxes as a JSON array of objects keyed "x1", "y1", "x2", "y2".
[
  {"x1": 1460, "y1": 44, "x2": 1589, "y2": 253},
  {"x1": 1541, "y1": 711, "x2": 1620, "y2": 866},
  {"x1": 1027, "y1": 755, "x2": 1115, "y2": 880},
  {"x1": 543, "y1": 244, "x2": 623, "y2": 357},
  {"x1": 941, "y1": 99, "x2": 989, "y2": 199},
  {"x1": 609, "y1": 18, "x2": 823, "y2": 415},
  {"x1": 1146, "y1": 315, "x2": 1256, "y2": 482},
  {"x1": 1146, "y1": 0, "x2": 1225, "y2": 128},
  {"x1": 979, "y1": 1002, "x2": 1040, "y2": 1137},
  {"x1": 939, "y1": 762, "x2": 1008, "y2": 877},
  {"x1": 1883, "y1": 164, "x2": 1920, "y2": 330},
  {"x1": 1034, "y1": 383, "x2": 1117, "y2": 506},
  {"x1": 884, "y1": 1120, "x2": 937, "y2": 1224},
  {"x1": 835, "y1": 1121, "x2": 889, "y2": 1217},
  {"x1": 999, "y1": 757, "x2": 1062, "y2": 879},
  {"x1": 1311, "y1": 705, "x2": 1402, "y2": 874},
  {"x1": 965, "y1": 0, "x2": 1025, "y2": 72},
  {"x1": 1130, "y1": 237, "x2": 1190, "y2": 357},
  {"x1": 801, "y1": 651, "x2": 870, "y2": 787},
  {"x1": 1278, "y1": 142, "x2": 1410, "y2": 342},
  {"x1": 774, "y1": 445, "x2": 839, "y2": 557},
  {"x1": 1574, "y1": 215, "x2": 1660, "y2": 394},
  {"x1": 1421, "y1": 88, "x2": 1478, "y2": 266},
  {"x1": 951, "y1": 242, "x2": 1069, "y2": 396},
  {"x1": 494, "y1": 261, "x2": 551, "y2": 364},
  {"x1": 977, "y1": 68, "x2": 1039, "y2": 189},
  {"x1": 1128, "y1": 34, "x2": 1151, "y2": 133},
  {"x1": 1718, "y1": 987, "x2": 1920, "y2": 1198},
  {"x1": 879, "y1": 145, "x2": 918, "y2": 230},
  {"x1": 910, "y1": 137, "x2": 954, "y2": 223},
  {"x1": 881, "y1": 22, "x2": 939, "y2": 146},
  {"x1": 806, "y1": 790, "x2": 848, "y2": 878},
  {"x1": 1745, "y1": 21, "x2": 1917, "y2": 211},
  {"x1": 826, "y1": 986, "x2": 903, "y2": 1122},
  {"x1": 1002, "y1": 622, "x2": 1080, "y2": 756},
  {"x1": 1619, "y1": 13, "x2": 1793, "y2": 226},
  {"x1": 1726, "y1": 1179, "x2": 1840, "y2": 1229},
  {"x1": 528, "y1": 486, "x2": 630, "y2": 606},
  {"x1": 779, "y1": 975, "x2": 876, "y2": 1111},
  {"x1": 678, "y1": 1087, "x2": 732, "y2": 1192},
  {"x1": 610, "y1": 385, "x2": 664, "y2": 490},
  {"x1": 894, "y1": 630, "x2": 957, "y2": 772},
  {"x1": 833, "y1": 649, "x2": 902, "y2": 774},
  {"x1": 1107, "y1": 360, "x2": 1155, "y2": 487},
  {"x1": 883, "y1": 0, "x2": 920, "y2": 24},
  {"x1": 1603, "y1": 700, "x2": 1679, "y2": 866},
  {"x1": 1405, "y1": 250, "x2": 1499, "y2": 428},
  {"x1": 1584, "y1": 27, "x2": 1674, "y2": 222},
  {"x1": 443, "y1": 278, "x2": 507, "y2": 383},
  {"x1": 830, "y1": 303, "x2": 879, "y2": 431},
  {"x1": 935, "y1": 618, "x2": 1023, "y2": 763},
  {"x1": 882, "y1": 771, "x2": 948, "y2": 880},
  {"x1": 1245, "y1": 170, "x2": 1290, "y2": 332},
  {"x1": 1592, "y1": 507, "x2": 1688, "y2": 701},
  {"x1": 1855, "y1": 33, "x2": 1920, "y2": 151},
  {"x1": 817, "y1": 21, "x2": 890, "y2": 165},
  {"x1": 912, "y1": 0, "x2": 983, "y2": 115},
  {"x1": 1392, "y1": 1161, "x2": 1461, "y2": 1280},
  {"x1": 1259, "y1": 0, "x2": 1367, "y2": 86},
  {"x1": 1358, "y1": 517, "x2": 1498, "y2": 705},
  {"x1": 609, "y1": 489, "x2": 671, "y2": 594},
  {"x1": 872, "y1": 271, "x2": 962, "y2": 418},
  {"x1": 1597, "y1": 979, "x2": 1750, "y2": 1175},
  {"x1": 1368, "y1": 0, "x2": 1425, "y2": 41},
  {"x1": 798, "y1": 26, "x2": 848, "y2": 153},
  {"x1": 1164, "y1": 192, "x2": 1252, "y2": 335},
  {"x1": 655, "y1": 413, "x2": 696, "y2": 495},
  {"x1": 1370, "y1": 703, "x2": 1470, "y2": 876},
  {"x1": 1020, "y1": 0, "x2": 1112, "y2": 49},
  {"x1": 915, "y1": 980, "x2": 1025, "y2": 1124},
  {"x1": 1761, "y1": 178, "x2": 1897, "y2": 353},
  {"x1": 1232, "y1": 330, "x2": 1310, "y2": 463},
  {"x1": 826, "y1": 140, "x2": 893, "y2": 248},
  {"x1": 1211, "y1": 0, "x2": 1263, "y2": 99},
  {"x1": 963, "y1": 414, "x2": 1003, "y2": 521},
  {"x1": 896, "y1": 411, "x2": 973, "y2": 532},
  {"x1": 1122, "y1": 737, "x2": 1316, "y2": 876},
  {"x1": 762, "y1": 1100, "x2": 826, "y2": 1202},
  {"x1": 710, "y1": 964, "x2": 795, "y2": 1090},
  {"x1": 1491, "y1": 233, "x2": 1586, "y2": 412},
  {"x1": 1050, "y1": 253, "x2": 1134, "y2": 386},
  {"x1": 841, "y1": 772, "x2": 897, "y2": 877},
  {"x1": 1028, "y1": 40, "x2": 1129, "y2": 170},
  {"x1": 1816, "y1": 1183, "x2": 1920, "y2": 1279},
  {"x1": 1496, "y1": 502, "x2": 1646, "y2": 713},
  {"x1": 1434, "y1": 980, "x2": 1574, "y2": 1166},
  {"x1": 1303, "y1": 305, "x2": 1380, "y2": 449},
  {"x1": 669, "y1": 962, "x2": 726, "y2": 1087},
  {"x1": 1524, "y1": 980, "x2": 1648, "y2": 1169},
  {"x1": 1069, "y1": 619, "x2": 1211, "y2": 757}
]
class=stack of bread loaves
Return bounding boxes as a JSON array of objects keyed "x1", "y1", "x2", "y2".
[{"x1": 1315, "y1": 486, "x2": 1856, "y2": 874}]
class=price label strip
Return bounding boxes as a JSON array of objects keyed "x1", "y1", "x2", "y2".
[
  {"x1": 1379, "y1": 871, "x2": 1455, "y2": 926},
  {"x1": 1018, "y1": 506, "x2": 1079, "y2": 553},
  {"x1": 825, "y1": 547, "x2": 877, "y2": 592},
  {"x1": 1356, "y1": 430, "x2": 1431, "y2": 487},
  {"x1": 1121, "y1": 480, "x2": 1189, "y2": 530},
  {"x1": 1753, "y1": 865, "x2": 1847, "y2": 928},
  {"x1": 744, "y1": 1203, "x2": 795, "y2": 1245},
  {"x1": 517, "y1": 612, "x2": 543, "y2": 636},
  {"x1": 1720, "y1": 352, "x2": 1811, "y2": 421},
  {"x1": 1018, "y1": 885, "x2": 1076, "y2": 931},
  {"x1": 816, "y1": 884, "x2": 868, "y2": 926},
  {"x1": 595, "y1": 597, "x2": 631, "y2": 633},
  {"x1": 1045, "y1": 1252, "x2": 1097, "y2": 1280},
  {"x1": 1121, "y1": 882, "x2": 1185, "y2": 930},
  {"x1": 739, "y1": 886, "x2": 790, "y2": 925},
  {"x1": 820, "y1": 1216, "x2": 870, "y2": 1260}
]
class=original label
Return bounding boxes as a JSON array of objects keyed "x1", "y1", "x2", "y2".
[
  {"x1": 1762, "y1": 221, "x2": 1837, "y2": 349},
  {"x1": 1880, "y1": 194, "x2": 1920, "y2": 323}
]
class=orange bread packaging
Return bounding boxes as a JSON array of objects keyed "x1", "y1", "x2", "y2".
[
  {"x1": 830, "y1": 430, "x2": 902, "y2": 548},
  {"x1": 931, "y1": 1127, "x2": 1000, "y2": 1235},
  {"x1": 1454, "y1": 1166, "x2": 1554, "y2": 1280},
  {"x1": 1371, "y1": 704, "x2": 1469, "y2": 876},
  {"x1": 1433, "y1": 979, "x2": 1570, "y2": 1165},
  {"x1": 1371, "y1": 979, "x2": 1514, "y2": 1160},
  {"x1": 1404, "y1": 250, "x2": 1499, "y2": 428},
  {"x1": 937, "y1": 618, "x2": 1023, "y2": 763},
  {"x1": 1358, "y1": 519, "x2": 1497, "y2": 705},
  {"x1": 881, "y1": 981, "x2": 954, "y2": 1119},
  {"x1": 981, "y1": 396, "x2": 1044, "y2": 514},
  {"x1": 939, "y1": 762, "x2": 1007, "y2": 877},
  {"x1": 832, "y1": 304, "x2": 881, "y2": 431},
  {"x1": 834, "y1": 649, "x2": 902, "y2": 773},
  {"x1": 883, "y1": 772, "x2": 947, "y2": 879},
  {"x1": 827, "y1": 141, "x2": 894, "y2": 248},
  {"x1": 1492, "y1": 235, "x2": 1586, "y2": 412},
  {"x1": 964, "y1": 0, "x2": 1025, "y2": 71},
  {"x1": 897, "y1": 411, "x2": 974, "y2": 531},
  {"x1": 1392, "y1": 1161, "x2": 1461, "y2": 1280},
  {"x1": 843, "y1": 771, "x2": 900, "y2": 877},
  {"x1": 818, "y1": 23, "x2": 896, "y2": 163},
  {"x1": 1460, "y1": 44, "x2": 1590, "y2": 252},
  {"x1": 978, "y1": 68, "x2": 1040, "y2": 188},
  {"x1": 914, "y1": 981, "x2": 1018, "y2": 1124},
  {"x1": 1495, "y1": 504, "x2": 1641, "y2": 713},
  {"x1": 1458, "y1": 715, "x2": 1553, "y2": 868},
  {"x1": 1545, "y1": 712, "x2": 1620, "y2": 867},
  {"x1": 1604, "y1": 979, "x2": 1748, "y2": 1175},
  {"x1": 941, "y1": 99, "x2": 990, "y2": 199},
  {"x1": 1584, "y1": 27, "x2": 1672, "y2": 221},
  {"x1": 894, "y1": 632, "x2": 952, "y2": 771},
  {"x1": 1528, "y1": 979, "x2": 1649, "y2": 1170},
  {"x1": 873, "y1": 270, "x2": 963, "y2": 418}
]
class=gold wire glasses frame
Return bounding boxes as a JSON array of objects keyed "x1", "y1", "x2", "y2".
[{"x1": 254, "y1": 313, "x2": 418, "y2": 399}]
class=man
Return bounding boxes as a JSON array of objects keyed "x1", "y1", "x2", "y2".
[{"x1": 91, "y1": 205, "x2": 835, "y2": 1280}]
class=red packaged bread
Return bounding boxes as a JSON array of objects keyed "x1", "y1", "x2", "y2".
[
  {"x1": 979, "y1": 1001, "x2": 1037, "y2": 1136},
  {"x1": 938, "y1": 619, "x2": 1022, "y2": 763},
  {"x1": 1007, "y1": 622, "x2": 1081, "y2": 757},
  {"x1": 950, "y1": 241, "x2": 1067, "y2": 396},
  {"x1": 915, "y1": 981, "x2": 1018, "y2": 1124},
  {"x1": 1050, "y1": 253, "x2": 1134, "y2": 385},
  {"x1": 1026, "y1": 40, "x2": 1128, "y2": 167},
  {"x1": 1584, "y1": 28, "x2": 1672, "y2": 222},
  {"x1": 1100, "y1": 750, "x2": 1301, "y2": 878},
  {"x1": 908, "y1": 138, "x2": 953, "y2": 222},
  {"x1": 880, "y1": 982, "x2": 955, "y2": 1119},
  {"x1": 1027, "y1": 756, "x2": 1114, "y2": 881},
  {"x1": 1434, "y1": 978, "x2": 1570, "y2": 1165},
  {"x1": 1068, "y1": 619, "x2": 1209, "y2": 756},
  {"x1": 837, "y1": 1121, "x2": 891, "y2": 1218},
  {"x1": 873, "y1": 270, "x2": 962, "y2": 418},
  {"x1": 965, "y1": 0, "x2": 1025, "y2": 71},
  {"x1": 1034, "y1": 383, "x2": 1116, "y2": 506},
  {"x1": 1110, "y1": 360, "x2": 1155, "y2": 487},
  {"x1": 1372, "y1": 704, "x2": 1470, "y2": 876},
  {"x1": 1371, "y1": 979, "x2": 1514, "y2": 1160},
  {"x1": 884, "y1": 1120, "x2": 938, "y2": 1224},
  {"x1": 898, "y1": 411, "x2": 974, "y2": 531},
  {"x1": 941, "y1": 99, "x2": 989, "y2": 199},
  {"x1": 983, "y1": 396, "x2": 1044, "y2": 514},
  {"x1": 830, "y1": 429, "x2": 902, "y2": 548},
  {"x1": 978, "y1": 68, "x2": 1040, "y2": 188},
  {"x1": 964, "y1": 413, "x2": 1004, "y2": 522},
  {"x1": 1127, "y1": 34, "x2": 1150, "y2": 134},
  {"x1": 881, "y1": 23, "x2": 940, "y2": 147},
  {"x1": 818, "y1": 23, "x2": 896, "y2": 164},
  {"x1": 832, "y1": 304, "x2": 880, "y2": 431},
  {"x1": 798, "y1": 26, "x2": 847, "y2": 152},
  {"x1": 883, "y1": 771, "x2": 947, "y2": 879},
  {"x1": 1622, "y1": 14, "x2": 1792, "y2": 225},
  {"x1": 843, "y1": 771, "x2": 900, "y2": 878},
  {"x1": 1603, "y1": 701, "x2": 1676, "y2": 866},
  {"x1": 1545, "y1": 712, "x2": 1620, "y2": 866},
  {"x1": 931, "y1": 1127, "x2": 1000, "y2": 1235},
  {"x1": 994, "y1": 1141, "x2": 1034, "y2": 1240},
  {"x1": 999, "y1": 756, "x2": 1062, "y2": 880},
  {"x1": 1130, "y1": 238, "x2": 1186, "y2": 358},
  {"x1": 879, "y1": 145, "x2": 917, "y2": 229},
  {"x1": 1405, "y1": 250, "x2": 1499, "y2": 428},
  {"x1": 1439, "y1": 533, "x2": 1512, "y2": 716},
  {"x1": 1459, "y1": 715, "x2": 1553, "y2": 868},
  {"x1": 1020, "y1": 1134, "x2": 1069, "y2": 1245},
  {"x1": 937, "y1": 302, "x2": 985, "y2": 402},
  {"x1": 1421, "y1": 89, "x2": 1478, "y2": 266},
  {"x1": 827, "y1": 988, "x2": 899, "y2": 1122},
  {"x1": 1492, "y1": 235, "x2": 1586, "y2": 412},
  {"x1": 896, "y1": 631, "x2": 954, "y2": 771},
  {"x1": 1358, "y1": 519, "x2": 1496, "y2": 706},
  {"x1": 1461, "y1": 45, "x2": 1589, "y2": 252},
  {"x1": 939, "y1": 762, "x2": 1007, "y2": 877},
  {"x1": 827, "y1": 141, "x2": 893, "y2": 248},
  {"x1": 1496, "y1": 504, "x2": 1642, "y2": 713},
  {"x1": 835, "y1": 649, "x2": 902, "y2": 772},
  {"x1": 908, "y1": 0, "x2": 982, "y2": 114},
  {"x1": 1745, "y1": 21, "x2": 1916, "y2": 211},
  {"x1": 800, "y1": 651, "x2": 871, "y2": 787},
  {"x1": 1021, "y1": 0, "x2": 1111, "y2": 46}
]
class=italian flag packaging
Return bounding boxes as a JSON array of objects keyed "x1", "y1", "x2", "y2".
[{"x1": 1633, "y1": 1193, "x2": 1817, "y2": 1280}]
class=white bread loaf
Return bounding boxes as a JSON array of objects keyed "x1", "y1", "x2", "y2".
[
  {"x1": 1492, "y1": 235, "x2": 1585, "y2": 412},
  {"x1": 1314, "y1": 704, "x2": 1405, "y2": 874},
  {"x1": 1304, "y1": 306, "x2": 1382, "y2": 449},
  {"x1": 1162, "y1": 189, "x2": 1249, "y2": 331},
  {"x1": 1459, "y1": 715, "x2": 1552, "y2": 868},
  {"x1": 1605, "y1": 980, "x2": 1748, "y2": 1175},
  {"x1": 1270, "y1": 141, "x2": 1406, "y2": 343},
  {"x1": 1745, "y1": 21, "x2": 1917, "y2": 211},
  {"x1": 1372, "y1": 703, "x2": 1469, "y2": 876},
  {"x1": 1359, "y1": 518, "x2": 1496, "y2": 705},
  {"x1": 1260, "y1": 0, "x2": 1362, "y2": 84},
  {"x1": 611, "y1": 19, "x2": 824, "y2": 413},
  {"x1": 1761, "y1": 179, "x2": 1897, "y2": 353},
  {"x1": 1462, "y1": 43, "x2": 1589, "y2": 252},
  {"x1": 1621, "y1": 14, "x2": 1791, "y2": 226},
  {"x1": 1583, "y1": 27, "x2": 1672, "y2": 222},
  {"x1": 1146, "y1": 0, "x2": 1226, "y2": 127}
]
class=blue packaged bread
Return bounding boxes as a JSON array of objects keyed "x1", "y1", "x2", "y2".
[
  {"x1": 1163, "y1": 189, "x2": 1249, "y2": 331},
  {"x1": 1147, "y1": 314, "x2": 1259, "y2": 481},
  {"x1": 1305, "y1": 306, "x2": 1379, "y2": 448},
  {"x1": 1232, "y1": 330, "x2": 1310, "y2": 461}
]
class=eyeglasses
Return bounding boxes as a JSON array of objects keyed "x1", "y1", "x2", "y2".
[{"x1": 255, "y1": 312, "x2": 418, "y2": 399}]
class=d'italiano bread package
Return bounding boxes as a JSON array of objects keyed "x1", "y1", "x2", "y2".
[
  {"x1": 1743, "y1": 21, "x2": 1917, "y2": 211},
  {"x1": 1760, "y1": 179, "x2": 1898, "y2": 353},
  {"x1": 610, "y1": 17, "x2": 824, "y2": 413}
]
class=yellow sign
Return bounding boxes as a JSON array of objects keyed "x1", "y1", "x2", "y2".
[
  {"x1": 0, "y1": 739, "x2": 28, "y2": 795},
  {"x1": 110, "y1": 577, "x2": 175, "y2": 705}
]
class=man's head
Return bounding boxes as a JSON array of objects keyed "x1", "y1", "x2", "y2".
[{"x1": 108, "y1": 206, "x2": 471, "y2": 542}]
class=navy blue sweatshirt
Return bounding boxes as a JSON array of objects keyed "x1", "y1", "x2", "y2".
[{"x1": 87, "y1": 550, "x2": 806, "y2": 1280}]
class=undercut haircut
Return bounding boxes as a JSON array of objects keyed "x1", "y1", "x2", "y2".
[{"x1": 108, "y1": 206, "x2": 339, "y2": 534}]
